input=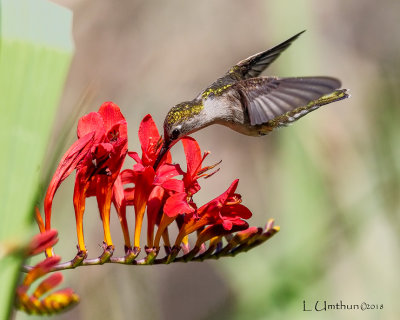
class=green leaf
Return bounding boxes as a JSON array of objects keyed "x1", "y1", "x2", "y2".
[{"x1": 0, "y1": 1, "x2": 73, "y2": 318}]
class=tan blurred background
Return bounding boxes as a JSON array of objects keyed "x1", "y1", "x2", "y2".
[{"x1": 18, "y1": 0, "x2": 400, "y2": 319}]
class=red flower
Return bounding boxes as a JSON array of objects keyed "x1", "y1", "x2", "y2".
[
  {"x1": 181, "y1": 137, "x2": 220, "y2": 196},
  {"x1": 44, "y1": 102, "x2": 128, "y2": 256},
  {"x1": 158, "y1": 137, "x2": 220, "y2": 219},
  {"x1": 120, "y1": 115, "x2": 182, "y2": 250},
  {"x1": 152, "y1": 139, "x2": 223, "y2": 249},
  {"x1": 174, "y1": 179, "x2": 251, "y2": 246}
]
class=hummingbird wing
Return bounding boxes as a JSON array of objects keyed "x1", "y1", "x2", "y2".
[
  {"x1": 230, "y1": 31, "x2": 305, "y2": 80},
  {"x1": 235, "y1": 76, "x2": 344, "y2": 126}
]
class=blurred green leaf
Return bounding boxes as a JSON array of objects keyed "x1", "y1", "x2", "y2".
[{"x1": 0, "y1": 1, "x2": 73, "y2": 318}]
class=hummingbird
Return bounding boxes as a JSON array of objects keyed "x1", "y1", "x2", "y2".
[{"x1": 154, "y1": 30, "x2": 349, "y2": 168}]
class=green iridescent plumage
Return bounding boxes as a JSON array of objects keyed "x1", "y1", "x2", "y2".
[
  {"x1": 166, "y1": 101, "x2": 204, "y2": 126},
  {"x1": 166, "y1": 81, "x2": 233, "y2": 127},
  {"x1": 201, "y1": 84, "x2": 233, "y2": 100}
]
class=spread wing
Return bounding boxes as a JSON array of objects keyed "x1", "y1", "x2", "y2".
[
  {"x1": 234, "y1": 77, "x2": 343, "y2": 126},
  {"x1": 230, "y1": 30, "x2": 305, "y2": 80}
]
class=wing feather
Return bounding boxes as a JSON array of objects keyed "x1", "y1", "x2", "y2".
[
  {"x1": 235, "y1": 76, "x2": 342, "y2": 126},
  {"x1": 231, "y1": 31, "x2": 305, "y2": 80}
]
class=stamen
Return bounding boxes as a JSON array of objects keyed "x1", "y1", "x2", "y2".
[{"x1": 226, "y1": 195, "x2": 242, "y2": 206}]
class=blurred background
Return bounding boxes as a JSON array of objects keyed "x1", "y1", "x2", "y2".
[{"x1": 15, "y1": 0, "x2": 400, "y2": 319}]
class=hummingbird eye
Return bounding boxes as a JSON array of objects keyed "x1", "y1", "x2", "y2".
[{"x1": 171, "y1": 128, "x2": 180, "y2": 140}]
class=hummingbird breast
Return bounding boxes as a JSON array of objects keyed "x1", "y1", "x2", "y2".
[{"x1": 201, "y1": 90, "x2": 264, "y2": 137}]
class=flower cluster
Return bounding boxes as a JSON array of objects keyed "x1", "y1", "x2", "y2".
[
  {"x1": 44, "y1": 102, "x2": 128, "y2": 261},
  {"x1": 41, "y1": 102, "x2": 279, "y2": 266}
]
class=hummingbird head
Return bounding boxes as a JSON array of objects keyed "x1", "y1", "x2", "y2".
[
  {"x1": 153, "y1": 101, "x2": 204, "y2": 169},
  {"x1": 164, "y1": 101, "x2": 205, "y2": 143}
]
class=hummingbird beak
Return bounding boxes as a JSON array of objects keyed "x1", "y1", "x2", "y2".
[{"x1": 153, "y1": 141, "x2": 169, "y2": 170}]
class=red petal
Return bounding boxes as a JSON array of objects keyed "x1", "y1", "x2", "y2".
[
  {"x1": 154, "y1": 163, "x2": 183, "y2": 185},
  {"x1": 28, "y1": 230, "x2": 59, "y2": 256},
  {"x1": 33, "y1": 273, "x2": 64, "y2": 298},
  {"x1": 132, "y1": 162, "x2": 146, "y2": 173},
  {"x1": 222, "y1": 179, "x2": 239, "y2": 201},
  {"x1": 124, "y1": 187, "x2": 135, "y2": 203},
  {"x1": 165, "y1": 150, "x2": 172, "y2": 164},
  {"x1": 77, "y1": 112, "x2": 104, "y2": 139},
  {"x1": 121, "y1": 169, "x2": 136, "y2": 184},
  {"x1": 106, "y1": 120, "x2": 128, "y2": 142},
  {"x1": 211, "y1": 179, "x2": 239, "y2": 207},
  {"x1": 134, "y1": 166, "x2": 156, "y2": 196},
  {"x1": 161, "y1": 179, "x2": 185, "y2": 193},
  {"x1": 85, "y1": 179, "x2": 97, "y2": 197},
  {"x1": 222, "y1": 204, "x2": 252, "y2": 219},
  {"x1": 138, "y1": 114, "x2": 160, "y2": 155},
  {"x1": 91, "y1": 142, "x2": 113, "y2": 159},
  {"x1": 23, "y1": 256, "x2": 61, "y2": 286},
  {"x1": 164, "y1": 193, "x2": 195, "y2": 217},
  {"x1": 128, "y1": 151, "x2": 142, "y2": 164},
  {"x1": 197, "y1": 179, "x2": 240, "y2": 216},
  {"x1": 97, "y1": 101, "x2": 126, "y2": 133},
  {"x1": 51, "y1": 132, "x2": 95, "y2": 185},
  {"x1": 107, "y1": 137, "x2": 128, "y2": 175},
  {"x1": 111, "y1": 175, "x2": 125, "y2": 211},
  {"x1": 44, "y1": 132, "x2": 95, "y2": 230},
  {"x1": 222, "y1": 219, "x2": 233, "y2": 230},
  {"x1": 147, "y1": 186, "x2": 165, "y2": 221},
  {"x1": 181, "y1": 137, "x2": 202, "y2": 177},
  {"x1": 187, "y1": 181, "x2": 201, "y2": 196}
]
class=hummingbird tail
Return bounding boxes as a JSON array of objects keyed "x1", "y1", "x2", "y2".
[
  {"x1": 260, "y1": 88, "x2": 350, "y2": 130},
  {"x1": 313, "y1": 89, "x2": 350, "y2": 107}
]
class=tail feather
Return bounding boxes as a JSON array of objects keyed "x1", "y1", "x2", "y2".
[
  {"x1": 313, "y1": 89, "x2": 350, "y2": 107},
  {"x1": 264, "y1": 89, "x2": 350, "y2": 129}
]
